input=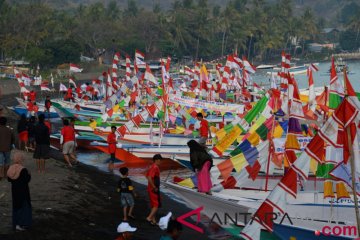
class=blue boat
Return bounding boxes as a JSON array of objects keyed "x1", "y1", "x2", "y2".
[{"x1": 9, "y1": 106, "x2": 59, "y2": 118}]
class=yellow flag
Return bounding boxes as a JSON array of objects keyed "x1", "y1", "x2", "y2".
[
  {"x1": 178, "y1": 178, "x2": 195, "y2": 188},
  {"x1": 113, "y1": 104, "x2": 120, "y2": 113},
  {"x1": 89, "y1": 120, "x2": 97, "y2": 130}
]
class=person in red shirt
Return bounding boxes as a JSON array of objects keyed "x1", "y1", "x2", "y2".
[
  {"x1": 146, "y1": 154, "x2": 162, "y2": 225},
  {"x1": 29, "y1": 90, "x2": 36, "y2": 102},
  {"x1": 66, "y1": 88, "x2": 74, "y2": 102},
  {"x1": 196, "y1": 113, "x2": 210, "y2": 146},
  {"x1": 60, "y1": 119, "x2": 77, "y2": 167},
  {"x1": 44, "y1": 96, "x2": 51, "y2": 116},
  {"x1": 107, "y1": 126, "x2": 117, "y2": 170}
]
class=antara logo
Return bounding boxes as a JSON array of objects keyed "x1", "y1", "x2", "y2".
[{"x1": 177, "y1": 206, "x2": 293, "y2": 234}]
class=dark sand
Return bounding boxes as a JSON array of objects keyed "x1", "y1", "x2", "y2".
[{"x1": 0, "y1": 80, "x2": 215, "y2": 240}]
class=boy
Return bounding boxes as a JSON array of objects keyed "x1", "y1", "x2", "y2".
[
  {"x1": 117, "y1": 167, "x2": 135, "y2": 222},
  {"x1": 107, "y1": 126, "x2": 117, "y2": 170},
  {"x1": 196, "y1": 113, "x2": 210, "y2": 146},
  {"x1": 146, "y1": 154, "x2": 162, "y2": 225}
]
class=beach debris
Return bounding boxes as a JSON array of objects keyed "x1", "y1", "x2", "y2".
[{"x1": 74, "y1": 184, "x2": 79, "y2": 189}]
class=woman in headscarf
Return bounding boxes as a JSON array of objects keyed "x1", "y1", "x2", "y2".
[
  {"x1": 7, "y1": 150, "x2": 32, "y2": 231},
  {"x1": 187, "y1": 140, "x2": 213, "y2": 194}
]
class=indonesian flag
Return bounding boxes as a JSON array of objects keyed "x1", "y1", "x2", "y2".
[
  {"x1": 59, "y1": 83, "x2": 68, "y2": 92},
  {"x1": 225, "y1": 55, "x2": 242, "y2": 69},
  {"x1": 135, "y1": 50, "x2": 145, "y2": 65},
  {"x1": 14, "y1": 69, "x2": 29, "y2": 93},
  {"x1": 41, "y1": 83, "x2": 51, "y2": 91},
  {"x1": 69, "y1": 77, "x2": 77, "y2": 88},
  {"x1": 242, "y1": 56, "x2": 256, "y2": 74},
  {"x1": 307, "y1": 63, "x2": 319, "y2": 75},
  {"x1": 144, "y1": 64, "x2": 157, "y2": 85},
  {"x1": 69, "y1": 63, "x2": 83, "y2": 73}
]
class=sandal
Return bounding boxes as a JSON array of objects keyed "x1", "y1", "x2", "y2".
[{"x1": 146, "y1": 219, "x2": 157, "y2": 226}]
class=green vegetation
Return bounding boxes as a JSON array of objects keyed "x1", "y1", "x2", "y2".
[{"x1": 0, "y1": 0, "x2": 359, "y2": 68}]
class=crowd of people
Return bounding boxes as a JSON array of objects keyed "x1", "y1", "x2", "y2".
[{"x1": 1, "y1": 81, "x2": 214, "y2": 239}]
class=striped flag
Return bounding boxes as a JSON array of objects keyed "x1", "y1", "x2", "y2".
[
  {"x1": 144, "y1": 64, "x2": 157, "y2": 85},
  {"x1": 69, "y1": 63, "x2": 83, "y2": 73}
]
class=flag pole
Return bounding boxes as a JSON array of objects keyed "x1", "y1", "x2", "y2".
[
  {"x1": 265, "y1": 96, "x2": 277, "y2": 192},
  {"x1": 343, "y1": 68, "x2": 360, "y2": 236}
]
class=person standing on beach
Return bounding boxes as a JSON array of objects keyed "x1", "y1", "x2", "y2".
[
  {"x1": 187, "y1": 140, "x2": 213, "y2": 195},
  {"x1": 146, "y1": 154, "x2": 162, "y2": 225},
  {"x1": 117, "y1": 167, "x2": 135, "y2": 222},
  {"x1": 60, "y1": 119, "x2": 77, "y2": 167},
  {"x1": 196, "y1": 113, "x2": 210, "y2": 147},
  {"x1": 7, "y1": 150, "x2": 32, "y2": 231},
  {"x1": 44, "y1": 96, "x2": 51, "y2": 117},
  {"x1": 107, "y1": 126, "x2": 117, "y2": 170},
  {"x1": 17, "y1": 114, "x2": 28, "y2": 151},
  {"x1": 27, "y1": 116, "x2": 36, "y2": 151},
  {"x1": 33, "y1": 114, "x2": 50, "y2": 173},
  {"x1": 0, "y1": 117, "x2": 15, "y2": 181}
]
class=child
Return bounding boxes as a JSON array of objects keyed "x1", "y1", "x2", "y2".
[
  {"x1": 107, "y1": 126, "x2": 117, "y2": 170},
  {"x1": 117, "y1": 167, "x2": 135, "y2": 222}
]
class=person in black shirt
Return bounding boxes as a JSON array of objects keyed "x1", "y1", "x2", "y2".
[
  {"x1": 33, "y1": 114, "x2": 50, "y2": 173},
  {"x1": 117, "y1": 167, "x2": 135, "y2": 222},
  {"x1": 27, "y1": 116, "x2": 36, "y2": 151}
]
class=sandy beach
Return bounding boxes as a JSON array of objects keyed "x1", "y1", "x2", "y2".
[{"x1": 0, "y1": 81, "x2": 217, "y2": 240}]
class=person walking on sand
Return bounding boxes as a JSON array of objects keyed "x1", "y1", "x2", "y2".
[
  {"x1": 60, "y1": 119, "x2": 78, "y2": 167},
  {"x1": 17, "y1": 114, "x2": 28, "y2": 151},
  {"x1": 33, "y1": 114, "x2": 50, "y2": 173},
  {"x1": 7, "y1": 150, "x2": 32, "y2": 231},
  {"x1": 187, "y1": 140, "x2": 213, "y2": 195},
  {"x1": 107, "y1": 126, "x2": 117, "y2": 170},
  {"x1": 0, "y1": 117, "x2": 15, "y2": 181},
  {"x1": 146, "y1": 154, "x2": 162, "y2": 225},
  {"x1": 44, "y1": 96, "x2": 51, "y2": 118},
  {"x1": 115, "y1": 222, "x2": 137, "y2": 240},
  {"x1": 117, "y1": 167, "x2": 135, "y2": 222}
]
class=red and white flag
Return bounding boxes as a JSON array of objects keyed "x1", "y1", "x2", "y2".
[
  {"x1": 144, "y1": 64, "x2": 157, "y2": 85},
  {"x1": 135, "y1": 50, "x2": 145, "y2": 65},
  {"x1": 242, "y1": 56, "x2": 256, "y2": 74},
  {"x1": 69, "y1": 63, "x2": 83, "y2": 73},
  {"x1": 59, "y1": 83, "x2": 68, "y2": 92},
  {"x1": 69, "y1": 77, "x2": 77, "y2": 88},
  {"x1": 41, "y1": 83, "x2": 51, "y2": 91}
]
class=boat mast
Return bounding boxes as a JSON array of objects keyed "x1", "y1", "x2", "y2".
[{"x1": 265, "y1": 96, "x2": 277, "y2": 192}]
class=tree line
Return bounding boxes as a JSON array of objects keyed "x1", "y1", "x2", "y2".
[{"x1": 0, "y1": 0, "x2": 359, "y2": 68}]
